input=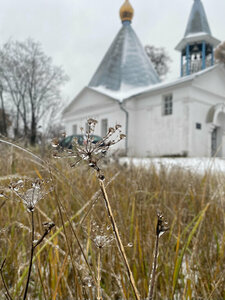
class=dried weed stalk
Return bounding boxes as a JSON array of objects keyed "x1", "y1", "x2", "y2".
[
  {"x1": 148, "y1": 212, "x2": 169, "y2": 300},
  {"x1": 53, "y1": 119, "x2": 140, "y2": 300},
  {"x1": 0, "y1": 259, "x2": 13, "y2": 300},
  {"x1": 9, "y1": 178, "x2": 55, "y2": 300}
]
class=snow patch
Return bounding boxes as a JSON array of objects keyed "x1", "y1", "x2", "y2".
[{"x1": 119, "y1": 157, "x2": 225, "y2": 174}]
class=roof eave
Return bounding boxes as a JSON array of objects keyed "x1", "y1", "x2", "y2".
[
  {"x1": 175, "y1": 33, "x2": 221, "y2": 51},
  {"x1": 62, "y1": 87, "x2": 90, "y2": 115},
  {"x1": 88, "y1": 86, "x2": 121, "y2": 102},
  {"x1": 128, "y1": 65, "x2": 218, "y2": 100}
]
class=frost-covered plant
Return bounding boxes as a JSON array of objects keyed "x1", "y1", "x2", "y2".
[
  {"x1": 52, "y1": 119, "x2": 140, "y2": 300},
  {"x1": 10, "y1": 178, "x2": 52, "y2": 212},
  {"x1": 83, "y1": 221, "x2": 115, "y2": 300},
  {"x1": 52, "y1": 119, "x2": 125, "y2": 178},
  {"x1": 8, "y1": 178, "x2": 55, "y2": 300},
  {"x1": 85, "y1": 221, "x2": 114, "y2": 249},
  {"x1": 148, "y1": 213, "x2": 169, "y2": 300}
]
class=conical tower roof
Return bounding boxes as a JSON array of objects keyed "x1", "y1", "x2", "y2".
[
  {"x1": 184, "y1": 0, "x2": 211, "y2": 37},
  {"x1": 175, "y1": 0, "x2": 220, "y2": 51},
  {"x1": 88, "y1": 1, "x2": 160, "y2": 100}
]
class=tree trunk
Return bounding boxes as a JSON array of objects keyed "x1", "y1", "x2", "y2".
[
  {"x1": 30, "y1": 113, "x2": 36, "y2": 145},
  {"x1": 0, "y1": 90, "x2": 7, "y2": 136},
  {"x1": 14, "y1": 106, "x2": 20, "y2": 139}
]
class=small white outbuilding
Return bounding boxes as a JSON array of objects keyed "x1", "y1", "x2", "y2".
[{"x1": 62, "y1": 0, "x2": 225, "y2": 158}]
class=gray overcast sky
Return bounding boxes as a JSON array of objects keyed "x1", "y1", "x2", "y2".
[{"x1": 0, "y1": 0, "x2": 224, "y2": 104}]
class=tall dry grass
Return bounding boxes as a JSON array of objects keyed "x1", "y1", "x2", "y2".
[{"x1": 0, "y1": 141, "x2": 225, "y2": 299}]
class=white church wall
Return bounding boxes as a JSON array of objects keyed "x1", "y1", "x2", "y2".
[
  {"x1": 126, "y1": 86, "x2": 191, "y2": 157},
  {"x1": 187, "y1": 100, "x2": 211, "y2": 157}
]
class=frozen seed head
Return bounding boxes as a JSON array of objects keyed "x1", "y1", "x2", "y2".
[
  {"x1": 108, "y1": 127, "x2": 115, "y2": 134},
  {"x1": 10, "y1": 178, "x2": 52, "y2": 212},
  {"x1": 115, "y1": 124, "x2": 122, "y2": 130},
  {"x1": 156, "y1": 212, "x2": 169, "y2": 238},
  {"x1": 120, "y1": 134, "x2": 126, "y2": 140},
  {"x1": 51, "y1": 138, "x2": 59, "y2": 148},
  {"x1": 83, "y1": 276, "x2": 92, "y2": 288},
  {"x1": 93, "y1": 234, "x2": 114, "y2": 249},
  {"x1": 98, "y1": 174, "x2": 105, "y2": 181},
  {"x1": 87, "y1": 118, "x2": 98, "y2": 126},
  {"x1": 87, "y1": 118, "x2": 98, "y2": 133},
  {"x1": 24, "y1": 187, "x2": 41, "y2": 211},
  {"x1": 42, "y1": 221, "x2": 55, "y2": 228},
  {"x1": 84, "y1": 220, "x2": 114, "y2": 249},
  {"x1": 42, "y1": 221, "x2": 55, "y2": 234},
  {"x1": 52, "y1": 122, "x2": 126, "y2": 176},
  {"x1": 10, "y1": 179, "x2": 24, "y2": 192}
]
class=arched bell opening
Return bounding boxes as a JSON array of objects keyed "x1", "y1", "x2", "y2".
[{"x1": 181, "y1": 42, "x2": 214, "y2": 76}]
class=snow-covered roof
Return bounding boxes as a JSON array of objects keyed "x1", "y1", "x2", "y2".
[
  {"x1": 88, "y1": 21, "x2": 160, "y2": 98},
  {"x1": 89, "y1": 65, "x2": 219, "y2": 101},
  {"x1": 184, "y1": 0, "x2": 211, "y2": 37},
  {"x1": 89, "y1": 85, "x2": 153, "y2": 102},
  {"x1": 128, "y1": 64, "x2": 219, "y2": 99}
]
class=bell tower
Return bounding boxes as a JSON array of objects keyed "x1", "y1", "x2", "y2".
[{"x1": 175, "y1": 0, "x2": 220, "y2": 77}]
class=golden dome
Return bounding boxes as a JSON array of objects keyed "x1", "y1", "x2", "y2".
[{"x1": 119, "y1": 0, "x2": 134, "y2": 23}]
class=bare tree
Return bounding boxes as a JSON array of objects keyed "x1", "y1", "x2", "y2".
[
  {"x1": 215, "y1": 41, "x2": 225, "y2": 64},
  {"x1": 145, "y1": 45, "x2": 171, "y2": 80},
  {"x1": 0, "y1": 39, "x2": 68, "y2": 145}
]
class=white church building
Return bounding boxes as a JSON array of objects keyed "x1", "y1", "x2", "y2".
[{"x1": 62, "y1": 0, "x2": 225, "y2": 158}]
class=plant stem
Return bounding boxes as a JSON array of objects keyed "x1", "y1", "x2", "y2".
[
  {"x1": 98, "y1": 179, "x2": 140, "y2": 300},
  {"x1": 148, "y1": 234, "x2": 159, "y2": 300},
  {"x1": 23, "y1": 210, "x2": 35, "y2": 300},
  {"x1": 97, "y1": 248, "x2": 101, "y2": 300},
  {"x1": 0, "y1": 259, "x2": 13, "y2": 300}
]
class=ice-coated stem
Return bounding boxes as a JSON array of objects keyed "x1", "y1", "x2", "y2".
[
  {"x1": 148, "y1": 234, "x2": 159, "y2": 300},
  {"x1": 97, "y1": 248, "x2": 102, "y2": 300},
  {"x1": 0, "y1": 259, "x2": 13, "y2": 300},
  {"x1": 23, "y1": 210, "x2": 35, "y2": 300},
  {"x1": 98, "y1": 178, "x2": 140, "y2": 300}
]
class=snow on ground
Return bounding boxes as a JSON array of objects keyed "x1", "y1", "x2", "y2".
[{"x1": 119, "y1": 157, "x2": 225, "y2": 174}]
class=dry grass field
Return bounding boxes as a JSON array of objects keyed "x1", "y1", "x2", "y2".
[{"x1": 0, "y1": 138, "x2": 225, "y2": 299}]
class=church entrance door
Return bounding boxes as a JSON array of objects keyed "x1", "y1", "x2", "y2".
[{"x1": 211, "y1": 112, "x2": 225, "y2": 157}]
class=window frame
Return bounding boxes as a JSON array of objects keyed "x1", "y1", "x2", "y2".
[
  {"x1": 101, "y1": 118, "x2": 108, "y2": 137},
  {"x1": 196, "y1": 123, "x2": 202, "y2": 130},
  {"x1": 72, "y1": 124, "x2": 77, "y2": 134},
  {"x1": 162, "y1": 94, "x2": 173, "y2": 116}
]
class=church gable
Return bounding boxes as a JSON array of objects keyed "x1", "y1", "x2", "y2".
[
  {"x1": 63, "y1": 88, "x2": 117, "y2": 117},
  {"x1": 193, "y1": 66, "x2": 225, "y2": 99}
]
